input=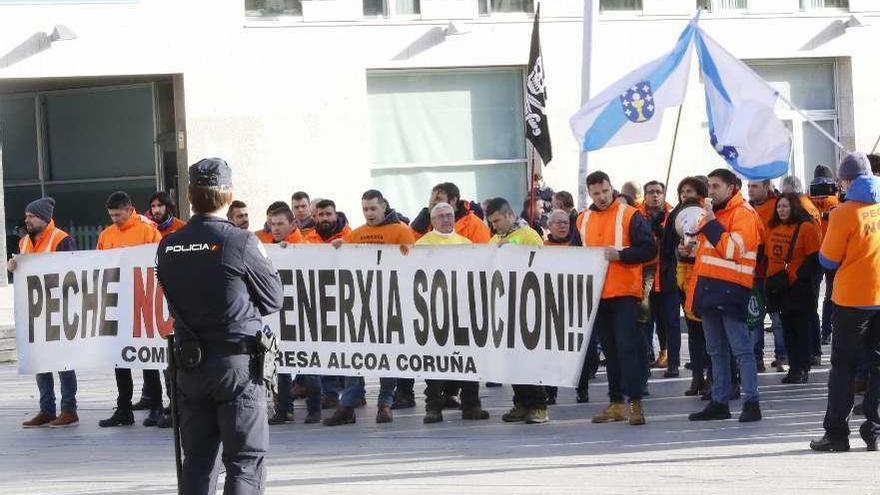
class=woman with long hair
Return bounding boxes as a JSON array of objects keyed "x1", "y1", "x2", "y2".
[{"x1": 765, "y1": 193, "x2": 823, "y2": 384}]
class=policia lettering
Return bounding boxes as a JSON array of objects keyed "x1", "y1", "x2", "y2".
[{"x1": 276, "y1": 267, "x2": 595, "y2": 352}]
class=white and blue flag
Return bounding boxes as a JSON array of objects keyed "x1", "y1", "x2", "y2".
[
  {"x1": 570, "y1": 20, "x2": 696, "y2": 152},
  {"x1": 695, "y1": 28, "x2": 790, "y2": 180}
]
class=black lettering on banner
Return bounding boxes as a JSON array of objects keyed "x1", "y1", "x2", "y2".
[
  {"x1": 328, "y1": 352, "x2": 339, "y2": 368},
  {"x1": 507, "y1": 271, "x2": 517, "y2": 349},
  {"x1": 465, "y1": 356, "x2": 477, "y2": 374},
  {"x1": 576, "y1": 274, "x2": 584, "y2": 327},
  {"x1": 338, "y1": 270, "x2": 356, "y2": 343},
  {"x1": 296, "y1": 270, "x2": 318, "y2": 342},
  {"x1": 430, "y1": 270, "x2": 450, "y2": 346},
  {"x1": 62, "y1": 271, "x2": 80, "y2": 340},
  {"x1": 412, "y1": 270, "x2": 429, "y2": 346},
  {"x1": 98, "y1": 268, "x2": 119, "y2": 336},
  {"x1": 450, "y1": 272, "x2": 469, "y2": 346},
  {"x1": 451, "y1": 353, "x2": 463, "y2": 373},
  {"x1": 490, "y1": 270, "x2": 505, "y2": 348},
  {"x1": 378, "y1": 353, "x2": 390, "y2": 370},
  {"x1": 44, "y1": 273, "x2": 61, "y2": 342},
  {"x1": 122, "y1": 346, "x2": 136, "y2": 362},
  {"x1": 386, "y1": 271, "x2": 404, "y2": 344},
  {"x1": 467, "y1": 271, "x2": 489, "y2": 348},
  {"x1": 356, "y1": 271, "x2": 376, "y2": 344},
  {"x1": 318, "y1": 270, "x2": 337, "y2": 342},
  {"x1": 396, "y1": 353, "x2": 408, "y2": 371},
  {"x1": 376, "y1": 270, "x2": 384, "y2": 344},
  {"x1": 81, "y1": 269, "x2": 99, "y2": 338},
  {"x1": 26, "y1": 275, "x2": 43, "y2": 343},
  {"x1": 567, "y1": 273, "x2": 574, "y2": 328},
  {"x1": 544, "y1": 273, "x2": 564, "y2": 350},
  {"x1": 278, "y1": 269, "x2": 296, "y2": 341},
  {"x1": 519, "y1": 271, "x2": 541, "y2": 350}
]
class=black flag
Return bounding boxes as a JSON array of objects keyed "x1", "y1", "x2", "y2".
[{"x1": 524, "y1": 4, "x2": 552, "y2": 165}]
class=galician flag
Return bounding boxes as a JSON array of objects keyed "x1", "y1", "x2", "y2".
[
  {"x1": 695, "y1": 27, "x2": 790, "y2": 180},
  {"x1": 570, "y1": 19, "x2": 696, "y2": 152}
]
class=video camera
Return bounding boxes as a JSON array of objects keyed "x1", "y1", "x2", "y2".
[{"x1": 809, "y1": 181, "x2": 838, "y2": 198}]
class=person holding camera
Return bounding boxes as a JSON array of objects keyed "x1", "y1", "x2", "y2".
[{"x1": 809, "y1": 165, "x2": 840, "y2": 345}]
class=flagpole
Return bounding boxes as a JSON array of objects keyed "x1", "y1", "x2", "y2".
[
  {"x1": 664, "y1": 105, "x2": 684, "y2": 201},
  {"x1": 577, "y1": 0, "x2": 597, "y2": 209},
  {"x1": 871, "y1": 133, "x2": 880, "y2": 154}
]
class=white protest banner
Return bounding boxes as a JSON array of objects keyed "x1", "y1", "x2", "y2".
[{"x1": 15, "y1": 243, "x2": 608, "y2": 386}]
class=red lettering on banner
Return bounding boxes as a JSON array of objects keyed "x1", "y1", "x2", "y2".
[
  {"x1": 154, "y1": 284, "x2": 174, "y2": 337},
  {"x1": 132, "y1": 267, "x2": 155, "y2": 338}
]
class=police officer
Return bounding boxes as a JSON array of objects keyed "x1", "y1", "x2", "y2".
[{"x1": 157, "y1": 158, "x2": 283, "y2": 494}]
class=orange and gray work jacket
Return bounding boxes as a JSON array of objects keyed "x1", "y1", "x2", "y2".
[
  {"x1": 685, "y1": 193, "x2": 761, "y2": 317},
  {"x1": 19, "y1": 220, "x2": 77, "y2": 254},
  {"x1": 576, "y1": 202, "x2": 657, "y2": 300}
]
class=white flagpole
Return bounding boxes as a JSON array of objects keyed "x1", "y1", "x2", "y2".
[{"x1": 577, "y1": 0, "x2": 598, "y2": 209}]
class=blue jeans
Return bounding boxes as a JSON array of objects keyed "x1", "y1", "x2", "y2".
[
  {"x1": 340, "y1": 377, "x2": 397, "y2": 408},
  {"x1": 596, "y1": 297, "x2": 645, "y2": 402},
  {"x1": 821, "y1": 270, "x2": 835, "y2": 339},
  {"x1": 770, "y1": 312, "x2": 787, "y2": 359},
  {"x1": 702, "y1": 309, "x2": 759, "y2": 404},
  {"x1": 321, "y1": 375, "x2": 344, "y2": 401},
  {"x1": 36, "y1": 370, "x2": 77, "y2": 415},
  {"x1": 278, "y1": 374, "x2": 323, "y2": 414},
  {"x1": 655, "y1": 291, "x2": 682, "y2": 369}
]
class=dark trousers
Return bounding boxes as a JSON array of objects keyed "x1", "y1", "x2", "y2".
[
  {"x1": 177, "y1": 353, "x2": 267, "y2": 495},
  {"x1": 395, "y1": 378, "x2": 415, "y2": 399},
  {"x1": 116, "y1": 368, "x2": 162, "y2": 410},
  {"x1": 425, "y1": 380, "x2": 480, "y2": 412},
  {"x1": 823, "y1": 306, "x2": 880, "y2": 441},
  {"x1": 781, "y1": 311, "x2": 812, "y2": 373},
  {"x1": 596, "y1": 296, "x2": 645, "y2": 402},
  {"x1": 278, "y1": 373, "x2": 322, "y2": 414},
  {"x1": 512, "y1": 384, "x2": 547, "y2": 409},
  {"x1": 577, "y1": 331, "x2": 600, "y2": 392},
  {"x1": 654, "y1": 290, "x2": 682, "y2": 369},
  {"x1": 686, "y1": 318, "x2": 709, "y2": 376},
  {"x1": 821, "y1": 271, "x2": 836, "y2": 339},
  {"x1": 810, "y1": 277, "x2": 823, "y2": 356}
]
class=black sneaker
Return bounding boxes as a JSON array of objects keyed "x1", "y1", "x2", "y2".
[
  {"x1": 860, "y1": 422, "x2": 878, "y2": 452},
  {"x1": 576, "y1": 389, "x2": 589, "y2": 404},
  {"x1": 303, "y1": 411, "x2": 322, "y2": 424},
  {"x1": 157, "y1": 414, "x2": 173, "y2": 429},
  {"x1": 268, "y1": 411, "x2": 293, "y2": 425},
  {"x1": 809, "y1": 434, "x2": 850, "y2": 452},
  {"x1": 485, "y1": 382, "x2": 502, "y2": 388},
  {"x1": 99, "y1": 408, "x2": 134, "y2": 427},
  {"x1": 688, "y1": 401, "x2": 731, "y2": 421},
  {"x1": 143, "y1": 408, "x2": 163, "y2": 427},
  {"x1": 739, "y1": 400, "x2": 762, "y2": 423},
  {"x1": 131, "y1": 398, "x2": 151, "y2": 411}
]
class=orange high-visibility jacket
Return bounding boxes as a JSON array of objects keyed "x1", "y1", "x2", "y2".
[
  {"x1": 96, "y1": 214, "x2": 161, "y2": 250},
  {"x1": 19, "y1": 220, "x2": 70, "y2": 254},
  {"x1": 576, "y1": 202, "x2": 654, "y2": 300},
  {"x1": 686, "y1": 193, "x2": 761, "y2": 314}
]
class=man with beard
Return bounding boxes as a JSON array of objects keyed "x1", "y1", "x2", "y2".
[
  {"x1": 148, "y1": 191, "x2": 186, "y2": 238},
  {"x1": 304, "y1": 199, "x2": 351, "y2": 244},
  {"x1": 226, "y1": 200, "x2": 250, "y2": 229},
  {"x1": 10, "y1": 198, "x2": 80, "y2": 429}
]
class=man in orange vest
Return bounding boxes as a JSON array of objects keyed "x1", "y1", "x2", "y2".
[
  {"x1": 95, "y1": 191, "x2": 164, "y2": 428},
  {"x1": 687, "y1": 169, "x2": 763, "y2": 423},
  {"x1": 291, "y1": 191, "x2": 316, "y2": 238},
  {"x1": 10, "y1": 198, "x2": 80, "y2": 429},
  {"x1": 810, "y1": 152, "x2": 880, "y2": 452},
  {"x1": 147, "y1": 191, "x2": 186, "y2": 238},
  {"x1": 579, "y1": 172, "x2": 657, "y2": 426},
  {"x1": 259, "y1": 202, "x2": 304, "y2": 245},
  {"x1": 324, "y1": 189, "x2": 415, "y2": 426}
]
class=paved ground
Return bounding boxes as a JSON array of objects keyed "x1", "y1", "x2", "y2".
[{"x1": 1, "y1": 343, "x2": 878, "y2": 495}]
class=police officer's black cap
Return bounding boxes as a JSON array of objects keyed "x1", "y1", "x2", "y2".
[{"x1": 189, "y1": 158, "x2": 232, "y2": 187}]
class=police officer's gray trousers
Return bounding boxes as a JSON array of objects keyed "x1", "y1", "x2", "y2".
[{"x1": 177, "y1": 353, "x2": 268, "y2": 495}]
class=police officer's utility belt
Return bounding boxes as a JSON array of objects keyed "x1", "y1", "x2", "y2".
[{"x1": 174, "y1": 338, "x2": 258, "y2": 369}]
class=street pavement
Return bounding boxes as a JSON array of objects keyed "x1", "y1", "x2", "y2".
[{"x1": 0, "y1": 341, "x2": 878, "y2": 495}]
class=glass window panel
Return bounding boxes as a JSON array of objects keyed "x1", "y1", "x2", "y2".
[
  {"x1": 245, "y1": 0, "x2": 303, "y2": 16},
  {"x1": 367, "y1": 70, "x2": 525, "y2": 165},
  {"x1": 371, "y1": 163, "x2": 527, "y2": 221},
  {"x1": 3, "y1": 185, "x2": 42, "y2": 234},
  {"x1": 363, "y1": 0, "x2": 386, "y2": 16},
  {"x1": 44, "y1": 178, "x2": 157, "y2": 241},
  {"x1": 600, "y1": 0, "x2": 642, "y2": 11},
  {"x1": 749, "y1": 62, "x2": 835, "y2": 111},
  {"x1": 803, "y1": 120, "x2": 838, "y2": 184},
  {"x1": 394, "y1": 0, "x2": 419, "y2": 14},
  {"x1": 801, "y1": 0, "x2": 848, "y2": 9},
  {"x1": 44, "y1": 85, "x2": 156, "y2": 181},
  {"x1": 0, "y1": 96, "x2": 40, "y2": 182}
]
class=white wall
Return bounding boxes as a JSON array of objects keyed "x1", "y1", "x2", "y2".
[{"x1": 2, "y1": 1, "x2": 880, "y2": 219}]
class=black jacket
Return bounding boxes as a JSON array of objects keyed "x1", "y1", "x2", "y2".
[{"x1": 157, "y1": 215, "x2": 283, "y2": 343}]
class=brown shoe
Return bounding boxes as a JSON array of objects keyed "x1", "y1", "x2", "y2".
[
  {"x1": 685, "y1": 375, "x2": 704, "y2": 396},
  {"x1": 48, "y1": 411, "x2": 79, "y2": 428},
  {"x1": 461, "y1": 407, "x2": 490, "y2": 420},
  {"x1": 651, "y1": 350, "x2": 668, "y2": 369},
  {"x1": 322, "y1": 407, "x2": 356, "y2": 427},
  {"x1": 22, "y1": 412, "x2": 56, "y2": 428},
  {"x1": 629, "y1": 400, "x2": 646, "y2": 426},
  {"x1": 376, "y1": 405, "x2": 393, "y2": 423},
  {"x1": 592, "y1": 403, "x2": 627, "y2": 423}
]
